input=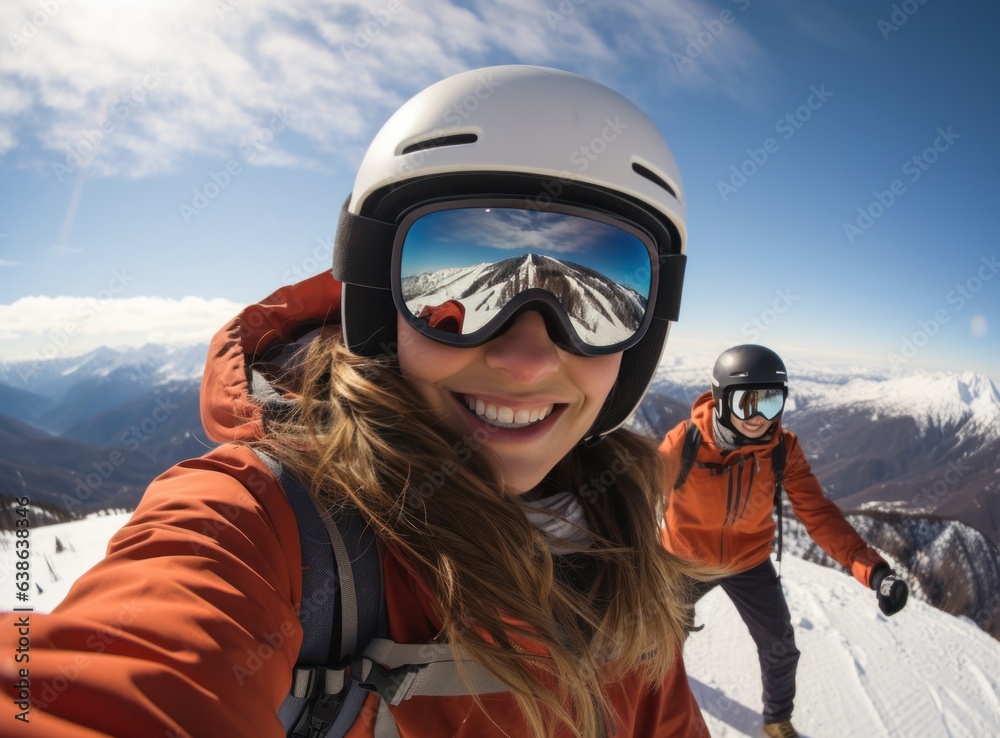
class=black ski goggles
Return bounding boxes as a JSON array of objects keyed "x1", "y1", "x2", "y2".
[
  {"x1": 728, "y1": 387, "x2": 787, "y2": 421},
  {"x1": 385, "y1": 199, "x2": 678, "y2": 355}
]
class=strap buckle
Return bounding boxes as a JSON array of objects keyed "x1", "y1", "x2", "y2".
[{"x1": 351, "y1": 658, "x2": 420, "y2": 706}]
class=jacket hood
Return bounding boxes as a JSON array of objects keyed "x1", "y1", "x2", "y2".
[
  {"x1": 199, "y1": 272, "x2": 468, "y2": 444},
  {"x1": 689, "y1": 390, "x2": 782, "y2": 461},
  {"x1": 200, "y1": 272, "x2": 342, "y2": 444}
]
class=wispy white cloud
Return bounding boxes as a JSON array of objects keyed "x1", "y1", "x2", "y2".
[
  {"x1": 775, "y1": 0, "x2": 868, "y2": 55},
  {"x1": 51, "y1": 245, "x2": 83, "y2": 258},
  {"x1": 0, "y1": 127, "x2": 14, "y2": 156},
  {"x1": 0, "y1": 295, "x2": 244, "y2": 360},
  {"x1": 0, "y1": 0, "x2": 768, "y2": 178}
]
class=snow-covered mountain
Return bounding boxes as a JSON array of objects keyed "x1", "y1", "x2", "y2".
[
  {"x1": 783, "y1": 510, "x2": 1000, "y2": 640},
  {"x1": 638, "y1": 357, "x2": 1000, "y2": 544},
  {"x1": 647, "y1": 356, "x2": 1000, "y2": 442},
  {"x1": 634, "y1": 354, "x2": 1000, "y2": 647},
  {"x1": 792, "y1": 370, "x2": 1000, "y2": 443},
  {"x1": 0, "y1": 342, "x2": 208, "y2": 400},
  {"x1": 0, "y1": 344, "x2": 213, "y2": 516},
  {"x1": 402, "y1": 253, "x2": 646, "y2": 344},
  {"x1": 0, "y1": 342, "x2": 208, "y2": 435},
  {"x1": 3, "y1": 516, "x2": 998, "y2": 737}
]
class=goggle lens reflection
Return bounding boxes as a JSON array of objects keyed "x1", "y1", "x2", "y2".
[
  {"x1": 397, "y1": 206, "x2": 655, "y2": 350},
  {"x1": 730, "y1": 388, "x2": 785, "y2": 421}
]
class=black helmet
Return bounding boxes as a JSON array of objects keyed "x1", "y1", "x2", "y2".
[
  {"x1": 333, "y1": 65, "x2": 687, "y2": 440},
  {"x1": 711, "y1": 344, "x2": 788, "y2": 435}
]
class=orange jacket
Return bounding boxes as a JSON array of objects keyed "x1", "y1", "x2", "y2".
[
  {"x1": 1, "y1": 272, "x2": 708, "y2": 738},
  {"x1": 660, "y1": 391, "x2": 886, "y2": 588}
]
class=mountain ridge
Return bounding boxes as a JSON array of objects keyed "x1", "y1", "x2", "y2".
[
  {"x1": 0, "y1": 342, "x2": 208, "y2": 400},
  {"x1": 1, "y1": 342, "x2": 998, "y2": 650},
  {"x1": 402, "y1": 252, "x2": 646, "y2": 343}
]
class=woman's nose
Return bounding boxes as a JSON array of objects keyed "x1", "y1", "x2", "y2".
[{"x1": 483, "y1": 311, "x2": 561, "y2": 383}]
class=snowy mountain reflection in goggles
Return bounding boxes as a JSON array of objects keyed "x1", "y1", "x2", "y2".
[
  {"x1": 391, "y1": 201, "x2": 661, "y2": 355},
  {"x1": 729, "y1": 388, "x2": 786, "y2": 421}
]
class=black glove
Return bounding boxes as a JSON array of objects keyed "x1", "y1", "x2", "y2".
[{"x1": 870, "y1": 564, "x2": 908, "y2": 616}]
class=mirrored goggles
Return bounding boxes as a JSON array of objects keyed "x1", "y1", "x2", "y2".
[
  {"x1": 729, "y1": 388, "x2": 786, "y2": 421},
  {"x1": 391, "y1": 200, "x2": 661, "y2": 355}
]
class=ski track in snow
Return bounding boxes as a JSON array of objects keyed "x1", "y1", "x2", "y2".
[
  {"x1": 4, "y1": 519, "x2": 1000, "y2": 736},
  {"x1": 684, "y1": 556, "x2": 1000, "y2": 737},
  {"x1": 964, "y1": 660, "x2": 1000, "y2": 715}
]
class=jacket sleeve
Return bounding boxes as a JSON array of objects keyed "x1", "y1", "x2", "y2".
[
  {"x1": 780, "y1": 431, "x2": 886, "y2": 587},
  {"x1": 0, "y1": 444, "x2": 304, "y2": 738},
  {"x1": 629, "y1": 653, "x2": 711, "y2": 737}
]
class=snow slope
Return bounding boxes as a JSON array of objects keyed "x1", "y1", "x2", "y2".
[
  {"x1": 3, "y1": 517, "x2": 1000, "y2": 736},
  {"x1": 687, "y1": 555, "x2": 1000, "y2": 737},
  {"x1": 0, "y1": 513, "x2": 132, "y2": 613}
]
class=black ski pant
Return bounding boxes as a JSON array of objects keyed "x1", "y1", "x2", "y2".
[{"x1": 686, "y1": 559, "x2": 800, "y2": 723}]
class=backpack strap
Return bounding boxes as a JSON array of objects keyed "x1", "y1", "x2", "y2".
[
  {"x1": 771, "y1": 437, "x2": 787, "y2": 568},
  {"x1": 255, "y1": 447, "x2": 512, "y2": 738},
  {"x1": 279, "y1": 638, "x2": 513, "y2": 738},
  {"x1": 253, "y1": 448, "x2": 387, "y2": 738},
  {"x1": 673, "y1": 420, "x2": 703, "y2": 490},
  {"x1": 356, "y1": 640, "x2": 511, "y2": 705}
]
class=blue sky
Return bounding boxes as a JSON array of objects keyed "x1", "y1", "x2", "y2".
[{"x1": 1, "y1": 0, "x2": 997, "y2": 381}]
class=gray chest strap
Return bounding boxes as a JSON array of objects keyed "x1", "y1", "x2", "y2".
[
  {"x1": 293, "y1": 638, "x2": 513, "y2": 737},
  {"x1": 253, "y1": 441, "x2": 512, "y2": 737}
]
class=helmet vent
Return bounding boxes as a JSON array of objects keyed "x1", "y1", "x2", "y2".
[
  {"x1": 401, "y1": 133, "x2": 478, "y2": 155},
  {"x1": 632, "y1": 162, "x2": 678, "y2": 199}
]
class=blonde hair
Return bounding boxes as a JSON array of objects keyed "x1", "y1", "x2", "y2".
[{"x1": 257, "y1": 331, "x2": 704, "y2": 737}]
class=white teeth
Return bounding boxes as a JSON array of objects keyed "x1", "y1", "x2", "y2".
[{"x1": 463, "y1": 396, "x2": 555, "y2": 428}]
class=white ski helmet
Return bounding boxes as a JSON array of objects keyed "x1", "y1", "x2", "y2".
[{"x1": 333, "y1": 65, "x2": 687, "y2": 438}]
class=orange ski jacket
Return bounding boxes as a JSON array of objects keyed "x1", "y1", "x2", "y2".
[
  {"x1": 660, "y1": 391, "x2": 886, "y2": 588},
  {"x1": 1, "y1": 272, "x2": 709, "y2": 738}
]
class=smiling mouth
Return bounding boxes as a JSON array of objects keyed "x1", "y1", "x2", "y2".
[{"x1": 461, "y1": 395, "x2": 556, "y2": 429}]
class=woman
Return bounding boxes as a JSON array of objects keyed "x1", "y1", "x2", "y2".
[{"x1": 2, "y1": 66, "x2": 708, "y2": 737}]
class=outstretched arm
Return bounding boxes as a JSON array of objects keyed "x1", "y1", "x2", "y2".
[
  {"x1": 779, "y1": 431, "x2": 887, "y2": 587},
  {"x1": 1, "y1": 444, "x2": 303, "y2": 737}
]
